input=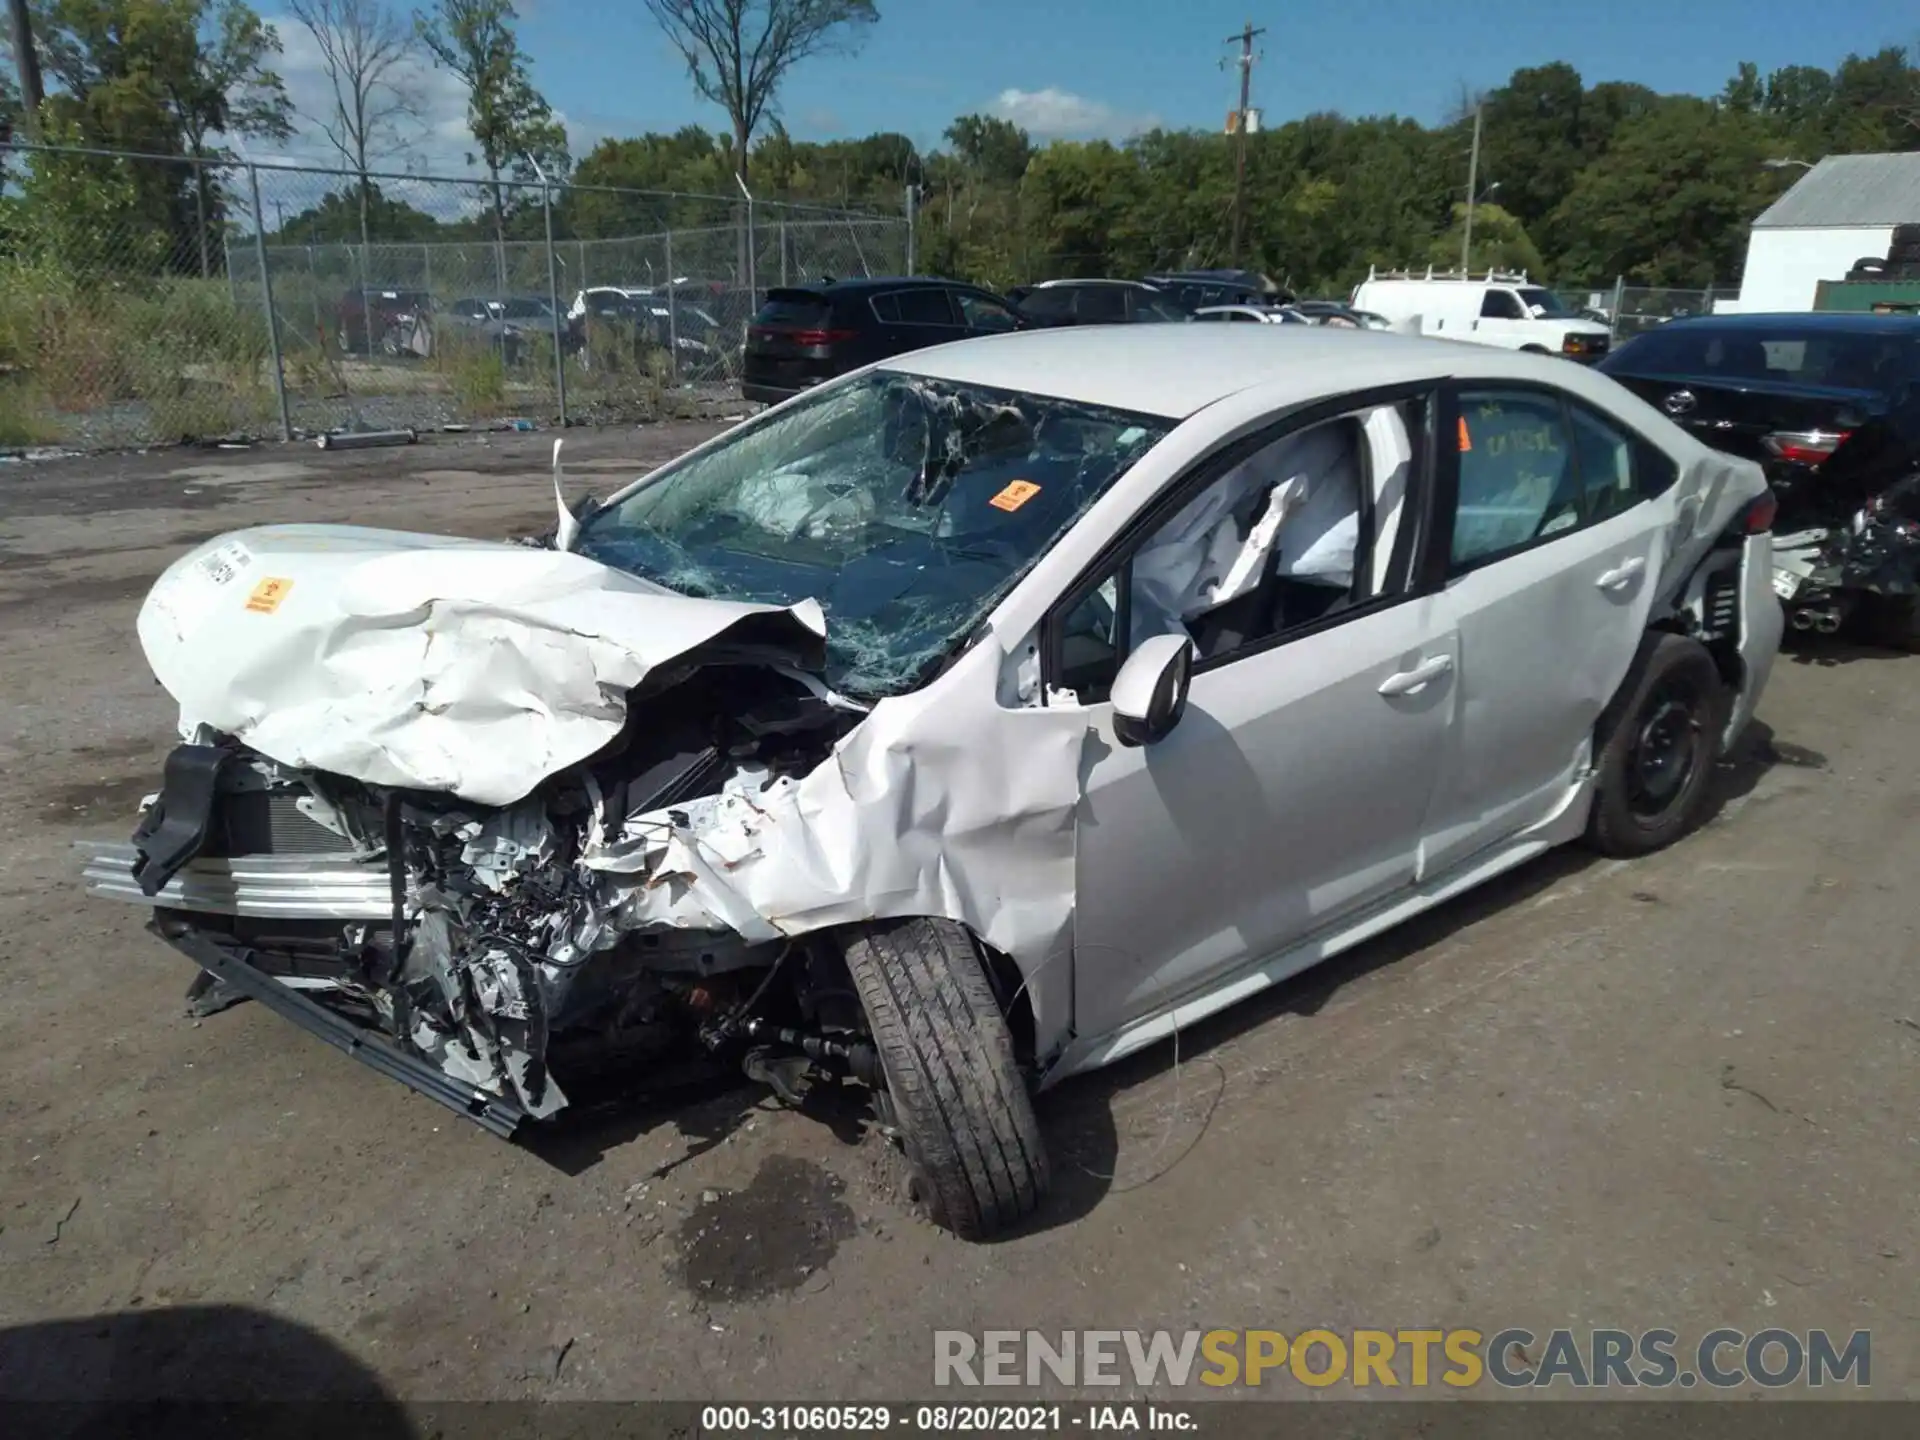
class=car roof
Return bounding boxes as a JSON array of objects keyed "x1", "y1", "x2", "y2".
[
  {"x1": 1033, "y1": 278, "x2": 1162, "y2": 289},
  {"x1": 877, "y1": 325, "x2": 1606, "y2": 419},
  {"x1": 784, "y1": 276, "x2": 972, "y2": 296},
  {"x1": 1647, "y1": 311, "x2": 1920, "y2": 335}
]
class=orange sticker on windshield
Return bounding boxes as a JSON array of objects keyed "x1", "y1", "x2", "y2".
[
  {"x1": 1457, "y1": 416, "x2": 1473, "y2": 452},
  {"x1": 245, "y1": 577, "x2": 294, "y2": 613},
  {"x1": 989, "y1": 479, "x2": 1042, "y2": 512}
]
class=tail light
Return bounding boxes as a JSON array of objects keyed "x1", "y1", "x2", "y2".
[
  {"x1": 749, "y1": 325, "x2": 855, "y2": 345},
  {"x1": 1740, "y1": 489, "x2": 1778, "y2": 534},
  {"x1": 1762, "y1": 430, "x2": 1850, "y2": 466}
]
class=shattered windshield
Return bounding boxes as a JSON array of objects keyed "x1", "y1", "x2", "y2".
[{"x1": 574, "y1": 372, "x2": 1172, "y2": 698}]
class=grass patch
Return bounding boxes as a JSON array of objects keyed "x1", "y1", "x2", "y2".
[
  {"x1": 0, "y1": 266, "x2": 279, "y2": 441},
  {"x1": 0, "y1": 379, "x2": 63, "y2": 447},
  {"x1": 437, "y1": 333, "x2": 509, "y2": 419}
]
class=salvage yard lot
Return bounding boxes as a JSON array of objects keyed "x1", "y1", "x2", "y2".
[{"x1": 0, "y1": 428, "x2": 1915, "y2": 1400}]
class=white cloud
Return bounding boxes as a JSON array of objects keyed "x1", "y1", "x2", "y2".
[
  {"x1": 250, "y1": 14, "x2": 599, "y2": 205},
  {"x1": 990, "y1": 87, "x2": 1160, "y2": 141}
]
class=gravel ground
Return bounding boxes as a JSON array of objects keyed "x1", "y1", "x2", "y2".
[{"x1": 0, "y1": 429, "x2": 1914, "y2": 1411}]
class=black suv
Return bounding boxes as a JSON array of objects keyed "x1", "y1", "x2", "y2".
[
  {"x1": 742, "y1": 277, "x2": 1029, "y2": 405},
  {"x1": 1007, "y1": 280, "x2": 1191, "y2": 326}
]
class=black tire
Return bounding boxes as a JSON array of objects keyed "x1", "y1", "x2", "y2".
[
  {"x1": 1585, "y1": 634, "x2": 1728, "y2": 858},
  {"x1": 1520, "y1": 343, "x2": 1550, "y2": 354},
  {"x1": 1852, "y1": 593, "x2": 1920, "y2": 651},
  {"x1": 840, "y1": 917, "x2": 1048, "y2": 1239}
]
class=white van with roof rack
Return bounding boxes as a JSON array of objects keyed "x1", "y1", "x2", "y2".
[{"x1": 1349, "y1": 267, "x2": 1613, "y2": 362}]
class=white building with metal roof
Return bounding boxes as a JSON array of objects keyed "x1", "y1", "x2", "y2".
[{"x1": 1732, "y1": 152, "x2": 1920, "y2": 312}]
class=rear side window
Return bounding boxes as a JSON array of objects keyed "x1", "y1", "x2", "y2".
[
  {"x1": 874, "y1": 288, "x2": 960, "y2": 325},
  {"x1": 1617, "y1": 325, "x2": 1920, "y2": 393},
  {"x1": 1075, "y1": 287, "x2": 1128, "y2": 322},
  {"x1": 1450, "y1": 389, "x2": 1671, "y2": 573},
  {"x1": 1451, "y1": 390, "x2": 1579, "y2": 568},
  {"x1": 756, "y1": 292, "x2": 834, "y2": 327},
  {"x1": 1018, "y1": 288, "x2": 1074, "y2": 319}
]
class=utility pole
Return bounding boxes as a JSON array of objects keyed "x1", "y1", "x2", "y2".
[
  {"x1": 7, "y1": 0, "x2": 45, "y2": 140},
  {"x1": 1461, "y1": 101, "x2": 1483, "y2": 275},
  {"x1": 1225, "y1": 20, "x2": 1265, "y2": 268}
]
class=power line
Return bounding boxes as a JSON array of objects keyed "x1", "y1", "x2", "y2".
[{"x1": 1223, "y1": 21, "x2": 1266, "y2": 268}]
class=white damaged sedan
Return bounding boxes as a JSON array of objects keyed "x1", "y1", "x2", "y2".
[{"x1": 78, "y1": 326, "x2": 1782, "y2": 1238}]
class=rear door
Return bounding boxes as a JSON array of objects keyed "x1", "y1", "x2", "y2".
[{"x1": 1419, "y1": 384, "x2": 1680, "y2": 876}]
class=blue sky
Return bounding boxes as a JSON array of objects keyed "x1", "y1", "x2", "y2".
[{"x1": 262, "y1": 0, "x2": 1918, "y2": 175}]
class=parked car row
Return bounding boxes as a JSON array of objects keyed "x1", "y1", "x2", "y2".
[
  {"x1": 329, "y1": 283, "x2": 749, "y2": 376},
  {"x1": 741, "y1": 272, "x2": 1394, "y2": 403}
]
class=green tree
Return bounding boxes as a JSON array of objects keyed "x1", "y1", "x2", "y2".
[
  {"x1": 1551, "y1": 99, "x2": 1773, "y2": 286},
  {"x1": 945, "y1": 114, "x2": 1031, "y2": 186},
  {"x1": 641, "y1": 0, "x2": 878, "y2": 184},
  {"x1": 1473, "y1": 62, "x2": 1589, "y2": 235},
  {"x1": 415, "y1": 0, "x2": 568, "y2": 245},
  {"x1": 32, "y1": 0, "x2": 294, "y2": 274},
  {"x1": 268, "y1": 181, "x2": 441, "y2": 242},
  {"x1": 1430, "y1": 201, "x2": 1545, "y2": 277}
]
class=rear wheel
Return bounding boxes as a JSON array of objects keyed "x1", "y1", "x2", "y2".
[
  {"x1": 1585, "y1": 634, "x2": 1727, "y2": 857},
  {"x1": 840, "y1": 917, "x2": 1048, "y2": 1239}
]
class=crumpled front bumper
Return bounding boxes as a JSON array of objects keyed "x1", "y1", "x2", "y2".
[{"x1": 145, "y1": 916, "x2": 526, "y2": 1137}]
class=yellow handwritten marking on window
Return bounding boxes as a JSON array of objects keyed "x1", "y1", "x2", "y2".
[
  {"x1": 245, "y1": 577, "x2": 294, "y2": 614},
  {"x1": 988, "y1": 479, "x2": 1042, "y2": 512}
]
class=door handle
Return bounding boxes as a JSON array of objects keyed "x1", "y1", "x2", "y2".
[
  {"x1": 1596, "y1": 556, "x2": 1646, "y2": 591},
  {"x1": 1378, "y1": 654, "x2": 1454, "y2": 696}
]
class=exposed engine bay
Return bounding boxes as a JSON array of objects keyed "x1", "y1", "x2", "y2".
[{"x1": 119, "y1": 661, "x2": 890, "y2": 1131}]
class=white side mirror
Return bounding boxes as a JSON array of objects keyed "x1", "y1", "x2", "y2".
[{"x1": 1112, "y1": 633, "x2": 1194, "y2": 748}]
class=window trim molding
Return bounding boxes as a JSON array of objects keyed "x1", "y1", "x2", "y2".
[{"x1": 1041, "y1": 380, "x2": 1444, "y2": 701}]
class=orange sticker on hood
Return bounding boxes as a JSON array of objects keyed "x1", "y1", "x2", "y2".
[
  {"x1": 988, "y1": 479, "x2": 1042, "y2": 512},
  {"x1": 245, "y1": 577, "x2": 294, "y2": 613}
]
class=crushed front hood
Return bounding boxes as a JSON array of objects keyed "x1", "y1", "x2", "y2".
[{"x1": 138, "y1": 524, "x2": 827, "y2": 806}]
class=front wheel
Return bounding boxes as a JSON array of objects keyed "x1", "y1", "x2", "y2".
[
  {"x1": 840, "y1": 917, "x2": 1048, "y2": 1239},
  {"x1": 1585, "y1": 634, "x2": 1728, "y2": 857}
]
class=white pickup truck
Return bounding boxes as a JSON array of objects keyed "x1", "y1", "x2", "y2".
[{"x1": 1349, "y1": 268, "x2": 1613, "y2": 362}]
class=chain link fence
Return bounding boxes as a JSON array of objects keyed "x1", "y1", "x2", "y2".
[
  {"x1": 1556, "y1": 282, "x2": 1740, "y2": 340},
  {"x1": 0, "y1": 143, "x2": 909, "y2": 451}
]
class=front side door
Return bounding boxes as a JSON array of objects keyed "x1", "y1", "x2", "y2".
[
  {"x1": 1054, "y1": 394, "x2": 1458, "y2": 1047},
  {"x1": 1419, "y1": 385, "x2": 1678, "y2": 876},
  {"x1": 1474, "y1": 288, "x2": 1526, "y2": 347}
]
